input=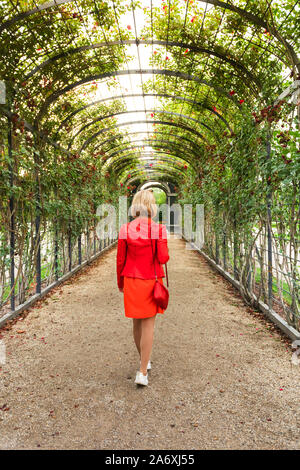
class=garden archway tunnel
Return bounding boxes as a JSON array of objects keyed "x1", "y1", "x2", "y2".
[{"x1": 0, "y1": 0, "x2": 299, "y2": 376}]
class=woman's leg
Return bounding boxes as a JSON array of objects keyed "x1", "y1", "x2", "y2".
[
  {"x1": 140, "y1": 315, "x2": 156, "y2": 375},
  {"x1": 133, "y1": 319, "x2": 142, "y2": 356}
]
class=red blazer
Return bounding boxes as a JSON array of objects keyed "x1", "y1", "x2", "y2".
[{"x1": 116, "y1": 216, "x2": 169, "y2": 289}]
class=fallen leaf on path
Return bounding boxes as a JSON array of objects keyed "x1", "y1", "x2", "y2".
[{"x1": 0, "y1": 404, "x2": 10, "y2": 411}]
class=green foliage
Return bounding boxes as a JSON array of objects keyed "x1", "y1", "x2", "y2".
[{"x1": 152, "y1": 187, "x2": 167, "y2": 205}]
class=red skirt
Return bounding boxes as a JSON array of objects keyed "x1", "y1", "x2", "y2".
[{"x1": 123, "y1": 276, "x2": 165, "y2": 318}]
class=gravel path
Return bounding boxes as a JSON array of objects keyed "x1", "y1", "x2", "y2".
[{"x1": 0, "y1": 236, "x2": 299, "y2": 450}]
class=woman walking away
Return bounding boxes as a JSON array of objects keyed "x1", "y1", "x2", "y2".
[{"x1": 116, "y1": 189, "x2": 169, "y2": 386}]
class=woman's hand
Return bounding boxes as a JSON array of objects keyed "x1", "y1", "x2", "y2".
[{"x1": 119, "y1": 287, "x2": 124, "y2": 293}]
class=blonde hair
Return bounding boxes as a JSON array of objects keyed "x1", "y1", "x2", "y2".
[{"x1": 130, "y1": 189, "x2": 157, "y2": 218}]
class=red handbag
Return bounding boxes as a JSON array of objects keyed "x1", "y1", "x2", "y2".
[{"x1": 149, "y1": 223, "x2": 169, "y2": 310}]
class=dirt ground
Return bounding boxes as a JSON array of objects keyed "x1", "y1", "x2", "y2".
[{"x1": 0, "y1": 235, "x2": 299, "y2": 450}]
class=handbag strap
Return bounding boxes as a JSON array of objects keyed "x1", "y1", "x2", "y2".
[
  {"x1": 149, "y1": 220, "x2": 169, "y2": 287},
  {"x1": 165, "y1": 261, "x2": 169, "y2": 287}
]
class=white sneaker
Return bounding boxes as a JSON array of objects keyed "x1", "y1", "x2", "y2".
[
  {"x1": 135, "y1": 371, "x2": 148, "y2": 386},
  {"x1": 140, "y1": 360, "x2": 151, "y2": 371}
]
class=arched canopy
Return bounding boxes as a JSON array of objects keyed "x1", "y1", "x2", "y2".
[{"x1": 1, "y1": 0, "x2": 298, "y2": 183}]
